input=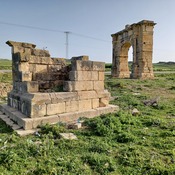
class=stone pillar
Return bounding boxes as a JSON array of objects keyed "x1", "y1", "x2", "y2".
[{"x1": 64, "y1": 56, "x2": 105, "y2": 92}]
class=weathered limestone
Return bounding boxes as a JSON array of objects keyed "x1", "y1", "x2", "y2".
[
  {"x1": 111, "y1": 20, "x2": 156, "y2": 79},
  {"x1": 6, "y1": 40, "x2": 68, "y2": 92},
  {"x1": 0, "y1": 41, "x2": 119, "y2": 132}
]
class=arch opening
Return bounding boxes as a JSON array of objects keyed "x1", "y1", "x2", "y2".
[{"x1": 119, "y1": 42, "x2": 132, "y2": 78}]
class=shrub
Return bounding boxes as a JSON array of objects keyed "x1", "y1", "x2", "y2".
[{"x1": 84, "y1": 113, "x2": 122, "y2": 137}]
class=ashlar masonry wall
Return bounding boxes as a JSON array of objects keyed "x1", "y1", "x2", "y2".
[
  {"x1": 6, "y1": 40, "x2": 69, "y2": 93},
  {"x1": 3, "y1": 41, "x2": 117, "y2": 130}
]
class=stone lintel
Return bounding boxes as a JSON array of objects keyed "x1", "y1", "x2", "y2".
[
  {"x1": 6, "y1": 40, "x2": 36, "y2": 49},
  {"x1": 111, "y1": 20, "x2": 156, "y2": 37},
  {"x1": 71, "y1": 55, "x2": 89, "y2": 61}
]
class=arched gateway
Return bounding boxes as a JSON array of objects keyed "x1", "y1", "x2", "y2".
[{"x1": 111, "y1": 20, "x2": 156, "y2": 79}]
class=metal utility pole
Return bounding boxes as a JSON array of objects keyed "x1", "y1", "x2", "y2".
[{"x1": 64, "y1": 31, "x2": 70, "y2": 59}]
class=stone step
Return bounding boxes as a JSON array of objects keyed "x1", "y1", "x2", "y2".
[
  {"x1": 0, "y1": 112, "x2": 38, "y2": 136},
  {"x1": 0, "y1": 104, "x2": 119, "y2": 135}
]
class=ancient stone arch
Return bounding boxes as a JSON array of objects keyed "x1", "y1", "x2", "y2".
[{"x1": 111, "y1": 20, "x2": 156, "y2": 79}]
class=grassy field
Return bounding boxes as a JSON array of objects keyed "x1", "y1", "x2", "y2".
[
  {"x1": 0, "y1": 59, "x2": 175, "y2": 72},
  {"x1": 105, "y1": 62, "x2": 175, "y2": 72},
  {"x1": 0, "y1": 59, "x2": 175, "y2": 174},
  {"x1": 0, "y1": 70, "x2": 175, "y2": 174},
  {"x1": 0, "y1": 59, "x2": 12, "y2": 70}
]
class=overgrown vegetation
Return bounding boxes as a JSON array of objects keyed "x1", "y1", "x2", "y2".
[{"x1": 0, "y1": 62, "x2": 175, "y2": 174}]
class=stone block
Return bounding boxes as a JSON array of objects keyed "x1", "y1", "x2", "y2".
[
  {"x1": 35, "y1": 65, "x2": 48, "y2": 73},
  {"x1": 98, "y1": 71, "x2": 105, "y2": 80},
  {"x1": 58, "y1": 109, "x2": 98, "y2": 123},
  {"x1": 21, "y1": 42, "x2": 36, "y2": 49},
  {"x1": 63, "y1": 81, "x2": 73, "y2": 92},
  {"x1": 38, "y1": 81, "x2": 50, "y2": 90},
  {"x1": 12, "y1": 46, "x2": 24, "y2": 54},
  {"x1": 33, "y1": 73, "x2": 51, "y2": 81},
  {"x1": 51, "y1": 58, "x2": 66, "y2": 65},
  {"x1": 20, "y1": 100, "x2": 31, "y2": 116},
  {"x1": 91, "y1": 71, "x2": 99, "y2": 80},
  {"x1": 58, "y1": 112, "x2": 80, "y2": 123},
  {"x1": 19, "y1": 52, "x2": 31, "y2": 62},
  {"x1": 64, "y1": 81, "x2": 93, "y2": 92},
  {"x1": 40, "y1": 57, "x2": 52, "y2": 64},
  {"x1": 46, "y1": 102, "x2": 65, "y2": 115},
  {"x1": 25, "y1": 81, "x2": 39, "y2": 92},
  {"x1": 92, "y1": 99, "x2": 99, "y2": 108},
  {"x1": 29, "y1": 64, "x2": 36, "y2": 72},
  {"x1": 65, "y1": 100, "x2": 79, "y2": 113},
  {"x1": 21, "y1": 72, "x2": 32, "y2": 81},
  {"x1": 32, "y1": 115, "x2": 60, "y2": 129},
  {"x1": 92, "y1": 62, "x2": 105, "y2": 71},
  {"x1": 16, "y1": 129, "x2": 38, "y2": 136},
  {"x1": 30, "y1": 103, "x2": 46, "y2": 118},
  {"x1": 69, "y1": 71, "x2": 92, "y2": 81},
  {"x1": 13, "y1": 81, "x2": 38, "y2": 93},
  {"x1": 93, "y1": 81, "x2": 104, "y2": 90},
  {"x1": 96, "y1": 105, "x2": 119, "y2": 116},
  {"x1": 29, "y1": 56, "x2": 41, "y2": 64},
  {"x1": 71, "y1": 60, "x2": 92, "y2": 71},
  {"x1": 11, "y1": 111, "x2": 30, "y2": 129},
  {"x1": 49, "y1": 93, "x2": 58, "y2": 103},
  {"x1": 71, "y1": 55, "x2": 89, "y2": 61},
  {"x1": 32, "y1": 93, "x2": 51, "y2": 104},
  {"x1": 48, "y1": 65, "x2": 62, "y2": 73},
  {"x1": 78, "y1": 99, "x2": 92, "y2": 111},
  {"x1": 68, "y1": 123, "x2": 82, "y2": 129},
  {"x1": 31, "y1": 49, "x2": 50, "y2": 57},
  {"x1": 59, "y1": 133, "x2": 78, "y2": 140},
  {"x1": 56, "y1": 92, "x2": 78, "y2": 102},
  {"x1": 19, "y1": 62, "x2": 29, "y2": 72},
  {"x1": 24, "y1": 48, "x2": 32, "y2": 54},
  {"x1": 77, "y1": 90, "x2": 97, "y2": 100},
  {"x1": 99, "y1": 98, "x2": 109, "y2": 107}
]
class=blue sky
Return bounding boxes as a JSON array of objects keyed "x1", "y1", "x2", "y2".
[{"x1": 0, "y1": 0, "x2": 175, "y2": 63}]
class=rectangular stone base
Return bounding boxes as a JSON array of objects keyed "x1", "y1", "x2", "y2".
[{"x1": 0, "y1": 104, "x2": 119, "y2": 131}]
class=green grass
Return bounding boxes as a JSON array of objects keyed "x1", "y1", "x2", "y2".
[
  {"x1": 153, "y1": 62, "x2": 175, "y2": 71},
  {"x1": 105, "y1": 62, "x2": 175, "y2": 72},
  {"x1": 0, "y1": 59, "x2": 12, "y2": 70},
  {"x1": 0, "y1": 70, "x2": 175, "y2": 174}
]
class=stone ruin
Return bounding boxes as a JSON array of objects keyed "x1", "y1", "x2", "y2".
[
  {"x1": 0, "y1": 41, "x2": 118, "y2": 132},
  {"x1": 111, "y1": 20, "x2": 156, "y2": 79}
]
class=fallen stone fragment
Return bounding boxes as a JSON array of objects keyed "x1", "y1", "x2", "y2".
[
  {"x1": 143, "y1": 97, "x2": 159, "y2": 107},
  {"x1": 68, "y1": 123, "x2": 82, "y2": 129},
  {"x1": 132, "y1": 108, "x2": 140, "y2": 116},
  {"x1": 59, "y1": 133, "x2": 77, "y2": 140}
]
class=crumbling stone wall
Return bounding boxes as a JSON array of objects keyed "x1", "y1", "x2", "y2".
[
  {"x1": 4, "y1": 41, "x2": 117, "y2": 130},
  {"x1": 111, "y1": 20, "x2": 156, "y2": 79},
  {"x1": 6, "y1": 41, "x2": 69, "y2": 93}
]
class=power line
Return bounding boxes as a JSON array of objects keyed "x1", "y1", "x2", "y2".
[
  {"x1": 71, "y1": 32, "x2": 110, "y2": 43},
  {"x1": 0, "y1": 21, "x2": 111, "y2": 43},
  {"x1": 0, "y1": 21, "x2": 64, "y2": 33}
]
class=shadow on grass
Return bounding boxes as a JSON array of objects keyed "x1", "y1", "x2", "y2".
[{"x1": 0, "y1": 119, "x2": 13, "y2": 133}]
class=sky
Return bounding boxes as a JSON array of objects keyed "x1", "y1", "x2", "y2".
[{"x1": 0, "y1": 0, "x2": 175, "y2": 63}]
